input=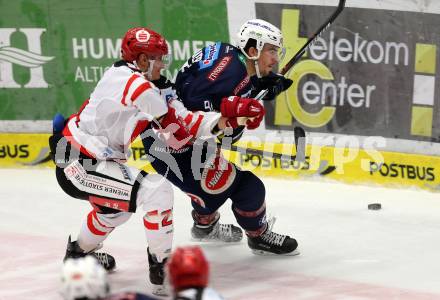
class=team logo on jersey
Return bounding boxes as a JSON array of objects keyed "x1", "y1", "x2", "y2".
[
  {"x1": 207, "y1": 56, "x2": 232, "y2": 81},
  {"x1": 201, "y1": 154, "x2": 236, "y2": 194},
  {"x1": 135, "y1": 29, "x2": 150, "y2": 42},
  {"x1": 233, "y1": 75, "x2": 250, "y2": 95},
  {"x1": 0, "y1": 28, "x2": 54, "y2": 88},
  {"x1": 199, "y1": 42, "x2": 221, "y2": 69}
]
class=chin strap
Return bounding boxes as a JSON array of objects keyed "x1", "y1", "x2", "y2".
[
  {"x1": 254, "y1": 60, "x2": 262, "y2": 78},
  {"x1": 145, "y1": 59, "x2": 156, "y2": 80},
  {"x1": 131, "y1": 60, "x2": 156, "y2": 80},
  {"x1": 239, "y1": 47, "x2": 263, "y2": 78}
]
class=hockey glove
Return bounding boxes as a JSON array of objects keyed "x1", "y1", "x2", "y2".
[
  {"x1": 250, "y1": 72, "x2": 293, "y2": 100},
  {"x1": 156, "y1": 107, "x2": 193, "y2": 149},
  {"x1": 220, "y1": 96, "x2": 265, "y2": 130}
]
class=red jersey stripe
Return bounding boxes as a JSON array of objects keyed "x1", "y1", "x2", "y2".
[
  {"x1": 62, "y1": 119, "x2": 96, "y2": 159},
  {"x1": 75, "y1": 98, "x2": 90, "y2": 127},
  {"x1": 143, "y1": 210, "x2": 159, "y2": 230},
  {"x1": 92, "y1": 210, "x2": 111, "y2": 228},
  {"x1": 86, "y1": 211, "x2": 107, "y2": 236},
  {"x1": 131, "y1": 82, "x2": 151, "y2": 102},
  {"x1": 130, "y1": 120, "x2": 150, "y2": 143},
  {"x1": 184, "y1": 113, "x2": 193, "y2": 125},
  {"x1": 189, "y1": 114, "x2": 204, "y2": 136},
  {"x1": 121, "y1": 74, "x2": 140, "y2": 105}
]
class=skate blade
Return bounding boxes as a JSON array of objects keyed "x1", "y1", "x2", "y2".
[
  {"x1": 251, "y1": 249, "x2": 300, "y2": 256},
  {"x1": 151, "y1": 284, "x2": 169, "y2": 297}
]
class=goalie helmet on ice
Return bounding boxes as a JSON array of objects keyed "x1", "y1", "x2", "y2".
[{"x1": 60, "y1": 256, "x2": 109, "y2": 300}]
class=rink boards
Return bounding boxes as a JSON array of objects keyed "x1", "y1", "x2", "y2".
[{"x1": 1, "y1": 133, "x2": 439, "y2": 193}]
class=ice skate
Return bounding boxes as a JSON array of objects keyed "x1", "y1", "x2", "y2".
[
  {"x1": 64, "y1": 235, "x2": 116, "y2": 271},
  {"x1": 247, "y1": 217, "x2": 299, "y2": 256},
  {"x1": 191, "y1": 210, "x2": 243, "y2": 243},
  {"x1": 148, "y1": 248, "x2": 169, "y2": 296}
]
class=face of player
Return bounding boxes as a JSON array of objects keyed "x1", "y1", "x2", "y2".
[
  {"x1": 257, "y1": 44, "x2": 280, "y2": 76},
  {"x1": 148, "y1": 55, "x2": 166, "y2": 80},
  {"x1": 137, "y1": 54, "x2": 165, "y2": 80}
]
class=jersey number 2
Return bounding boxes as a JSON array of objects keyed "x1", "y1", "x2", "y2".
[{"x1": 144, "y1": 209, "x2": 173, "y2": 230}]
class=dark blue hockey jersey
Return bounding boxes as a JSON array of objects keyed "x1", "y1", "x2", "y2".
[{"x1": 175, "y1": 42, "x2": 253, "y2": 112}]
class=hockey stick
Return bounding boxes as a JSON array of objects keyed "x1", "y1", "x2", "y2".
[
  {"x1": 215, "y1": 142, "x2": 335, "y2": 176},
  {"x1": 253, "y1": 0, "x2": 346, "y2": 162},
  {"x1": 281, "y1": 0, "x2": 346, "y2": 75},
  {"x1": 219, "y1": 142, "x2": 300, "y2": 162},
  {"x1": 254, "y1": 0, "x2": 346, "y2": 98}
]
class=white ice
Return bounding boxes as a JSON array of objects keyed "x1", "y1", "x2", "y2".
[{"x1": 1, "y1": 168, "x2": 440, "y2": 300}]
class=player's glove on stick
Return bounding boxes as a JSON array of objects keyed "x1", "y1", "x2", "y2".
[
  {"x1": 250, "y1": 72, "x2": 293, "y2": 100},
  {"x1": 220, "y1": 96, "x2": 265, "y2": 129}
]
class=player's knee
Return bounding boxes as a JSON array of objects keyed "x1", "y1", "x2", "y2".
[
  {"x1": 232, "y1": 171, "x2": 266, "y2": 210},
  {"x1": 252, "y1": 175, "x2": 266, "y2": 198},
  {"x1": 138, "y1": 174, "x2": 174, "y2": 212},
  {"x1": 96, "y1": 211, "x2": 132, "y2": 228}
]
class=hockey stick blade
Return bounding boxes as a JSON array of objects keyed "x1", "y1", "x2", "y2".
[{"x1": 294, "y1": 126, "x2": 306, "y2": 163}]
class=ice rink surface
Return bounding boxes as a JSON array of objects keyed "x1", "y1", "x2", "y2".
[{"x1": 1, "y1": 168, "x2": 440, "y2": 300}]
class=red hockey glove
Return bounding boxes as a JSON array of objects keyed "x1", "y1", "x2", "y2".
[
  {"x1": 156, "y1": 107, "x2": 193, "y2": 149},
  {"x1": 224, "y1": 114, "x2": 264, "y2": 130},
  {"x1": 220, "y1": 96, "x2": 265, "y2": 130},
  {"x1": 220, "y1": 96, "x2": 264, "y2": 118},
  {"x1": 245, "y1": 113, "x2": 264, "y2": 130}
]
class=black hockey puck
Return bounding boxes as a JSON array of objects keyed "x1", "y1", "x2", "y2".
[{"x1": 368, "y1": 203, "x2": 382, "y2": 210}]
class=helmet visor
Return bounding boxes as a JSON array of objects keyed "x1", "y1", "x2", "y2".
[
  {"x1": 278, "y1": 46, "x2": 286, "y2": 62},
  {"x1": 161, "y1": 53, "x2": 172, "y2": 69}
]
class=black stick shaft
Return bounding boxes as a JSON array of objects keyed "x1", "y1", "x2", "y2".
[
  {"x1": 218, "y1": 142, "x2": 304, "y2": 163},
  {"x1": 280, "y1": 0, "x2": 346, "y2": 75}
]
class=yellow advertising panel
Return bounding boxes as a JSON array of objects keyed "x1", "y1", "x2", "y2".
[{"x1": 1, "y1": 134, "x2": 439, "y2": 192}]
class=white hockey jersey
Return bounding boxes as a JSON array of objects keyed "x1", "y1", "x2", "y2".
[{"x1": 63, "y1": 62, "x2": 221, "y2": 160}]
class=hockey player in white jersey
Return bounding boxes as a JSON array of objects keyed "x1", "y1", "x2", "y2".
[
  {"x1": 168, "y1": 246, "x2": 224, "y2": 300},
  {"x1": 50, "y1": 27, "x2": 232, "y2": 296}
]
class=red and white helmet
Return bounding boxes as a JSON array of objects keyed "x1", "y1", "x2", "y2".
[
  {"x1": 167, "y1": 246, "x2": 209, "y2": 292},
  {"x1": 121, "y1": 27, "x2": 169, "y2": 64}
]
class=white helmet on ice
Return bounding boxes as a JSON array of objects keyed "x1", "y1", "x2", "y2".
[
  {"x1": 60, "y1": 256, "x2": 109, "y2": 300},
  {"x1": 236, "y1": 19, "x2": 283, "y2": 60}
]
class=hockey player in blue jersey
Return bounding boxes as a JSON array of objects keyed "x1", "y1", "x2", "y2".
[{"x1": 144, "y1": 19, "x2": 298, "y2": 255}]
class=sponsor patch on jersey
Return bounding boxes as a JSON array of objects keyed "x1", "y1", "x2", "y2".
[
  {"x1": 199, "y1": 42, "x2": 221, "y2": 69},
  {"x1": 201, "y1": 155, "x2": 236, "y2": 194},
  {"x1": 233, "y1": 75, "x2": 250, "y2": 95},
  {"x1": 207, "y1": 56, "x2": 232, "y2": 82},
  {"x1": 224, "y1": 45, "x2": 235, "y2": 54}
]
